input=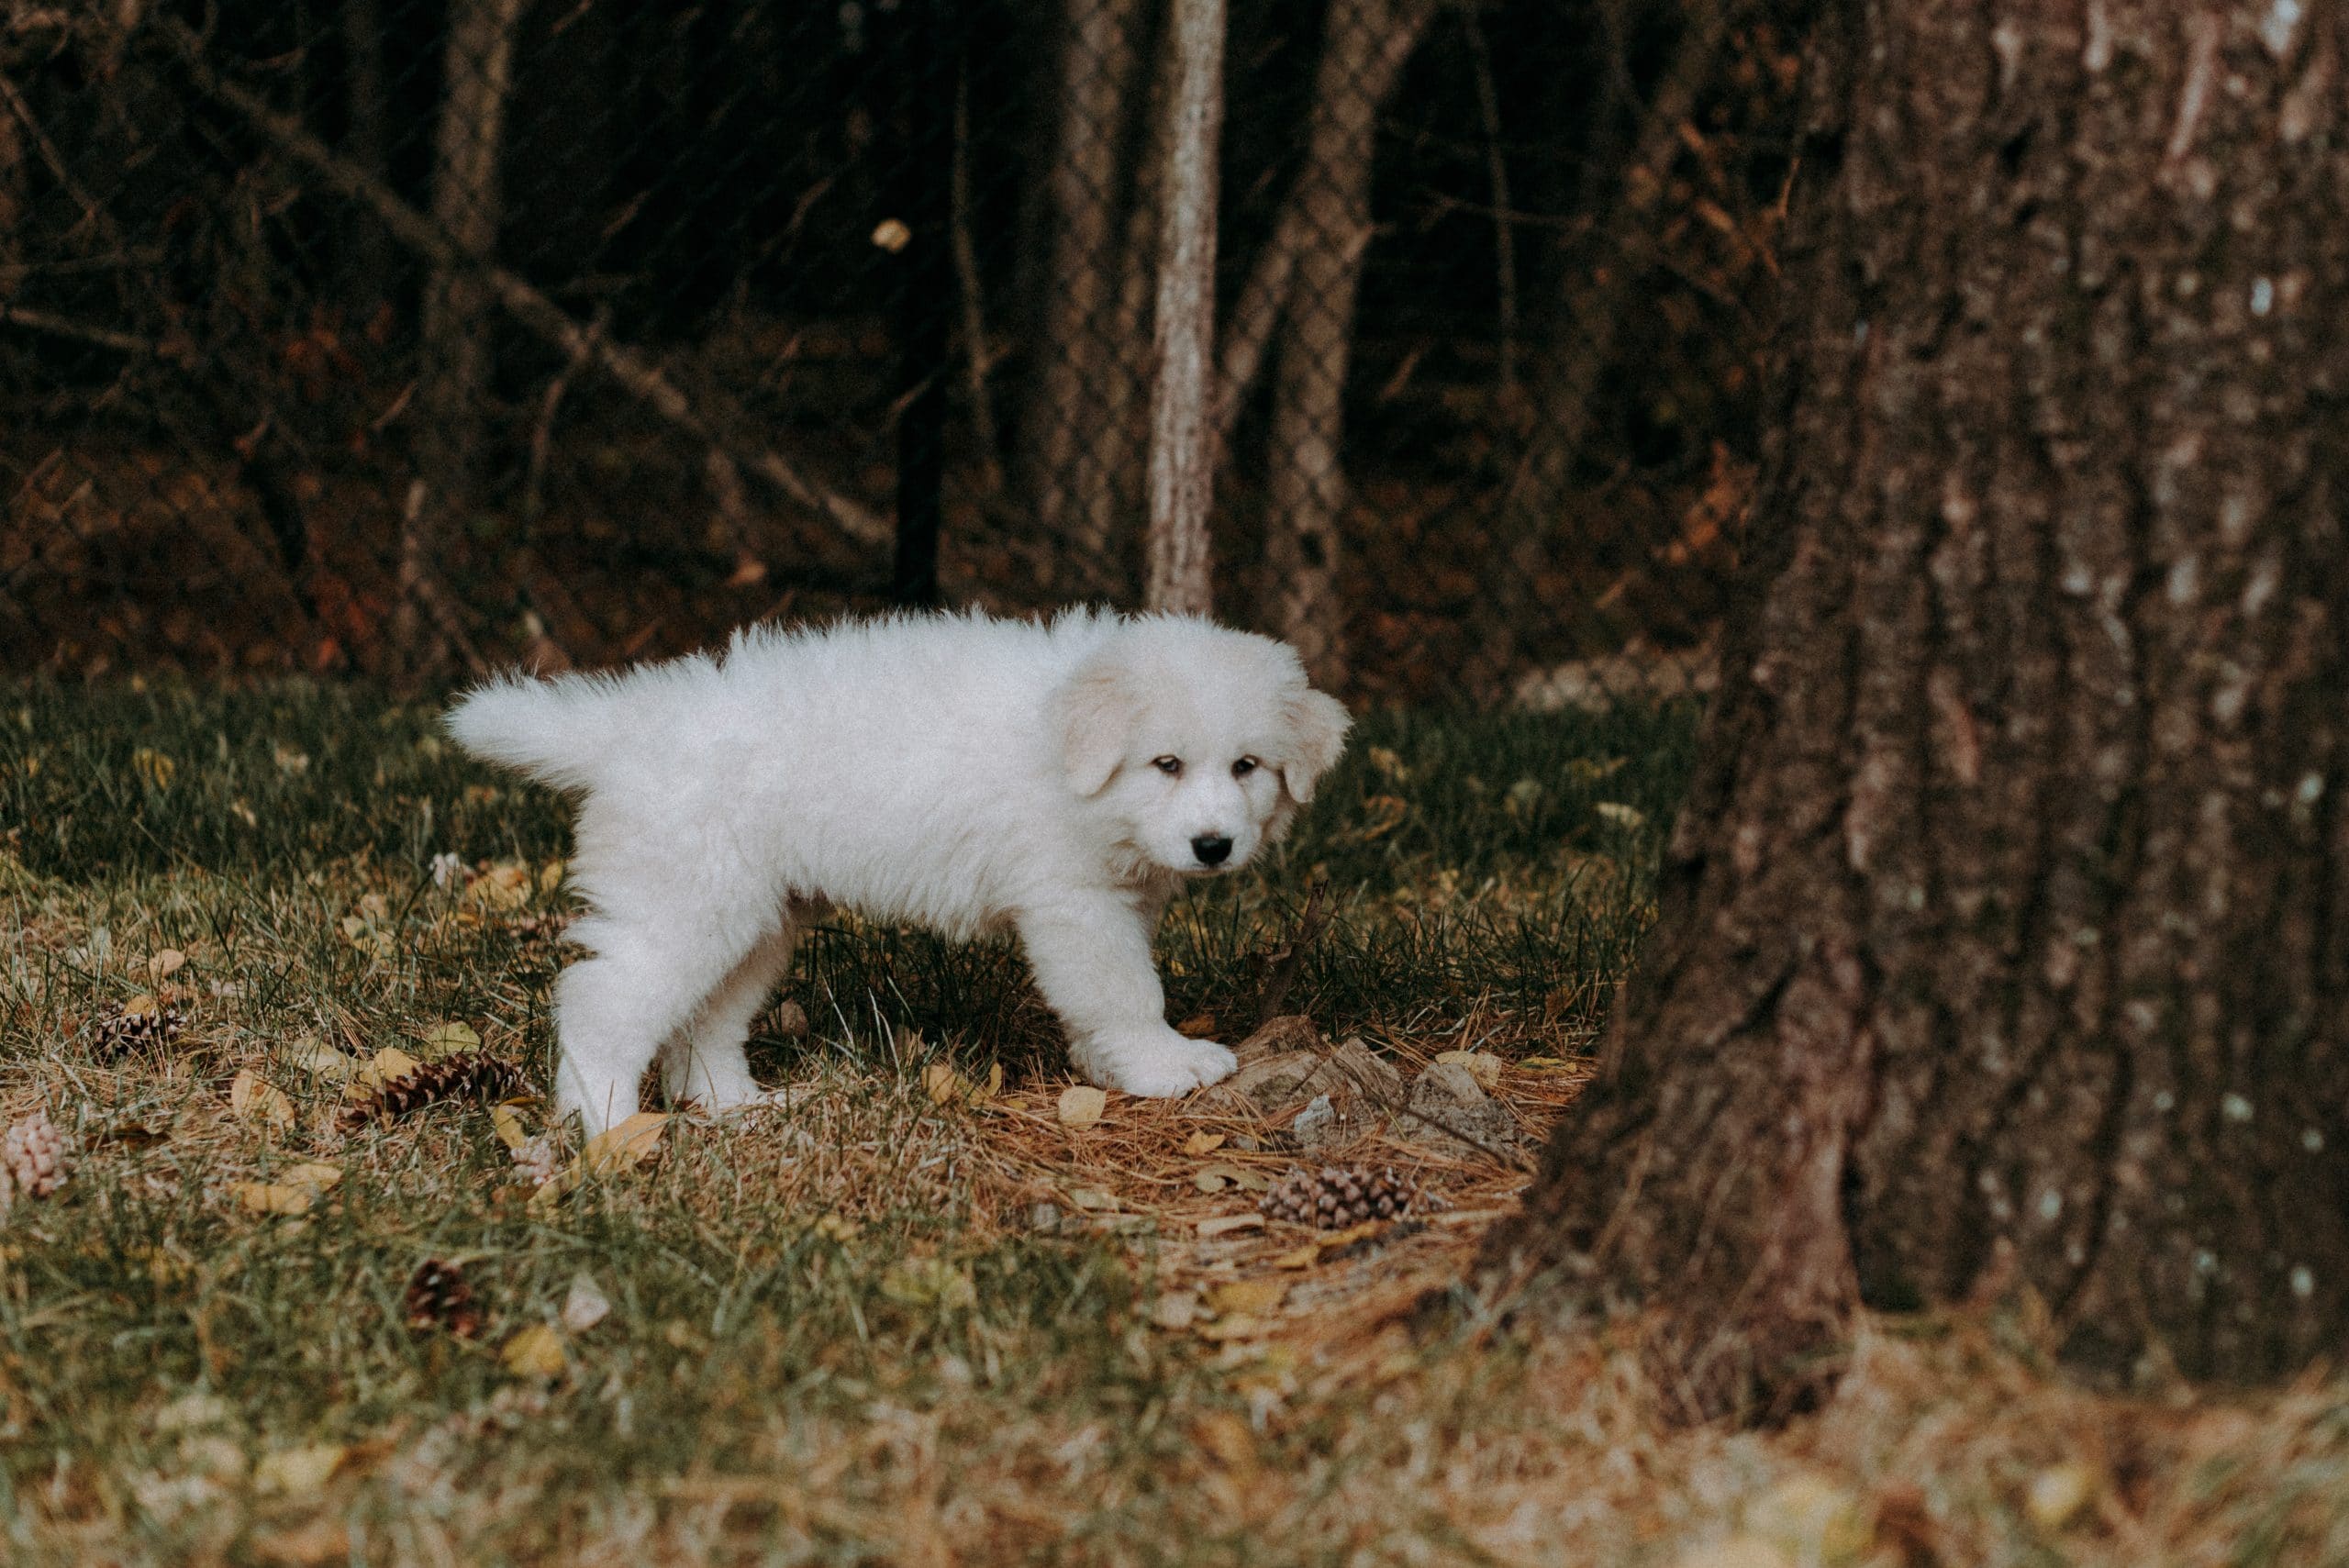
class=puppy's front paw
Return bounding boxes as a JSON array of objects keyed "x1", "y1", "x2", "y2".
[{"x1": 1084, "y1": 1028, "x2": 1239, "y2": 1097}]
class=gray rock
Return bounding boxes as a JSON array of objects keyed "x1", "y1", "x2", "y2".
[
  {"x1": 1233, "y1": 1014, "x2": 1324, "y2": 1064},
  {"x1": 1290, "y1": 1094, "x2": 1336, "y2": 1142},
  {"x1": 1399, "y1": 1058, "x2": 1519, "y2": 1159},
  {"x1": 1190, "y1": 1037, "x2": 1409, "y2": 1153}
]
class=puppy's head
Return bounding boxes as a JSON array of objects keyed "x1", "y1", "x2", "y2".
[{"x1": 1052, "y1": 617, "x2": 1352, "y2": 876}]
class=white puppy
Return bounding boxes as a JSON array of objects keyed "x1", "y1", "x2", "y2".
[{"x1": 446, "y1": 608, "x2": 1351, "y2": 1134}]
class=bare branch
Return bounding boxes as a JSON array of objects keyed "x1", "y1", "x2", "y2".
[
  {"x1": 0, "y1": 304, "x2": 156, "y2": 356},
  {"x1": 161, "y1": 19, "x2": 892, "y2": 551}
]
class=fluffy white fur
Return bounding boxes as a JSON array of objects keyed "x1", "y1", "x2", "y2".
[{"x1": 446, "y1": 608, "x2": 1351, "y2": 1134}]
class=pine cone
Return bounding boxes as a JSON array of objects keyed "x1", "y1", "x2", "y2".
[
  {"x1": 2, "y1": 1108, "x2": 70, "y2": 1199},
  {"x1": 91, "y1": 999, "x2": 186, "y2": 1059},
  {"x1": 340, "y1": 1051, "x2": 522, "y2": 1130},
  {"x1": 403, "y1": 1258, "x2": 485, "y2": 1339},
  {"x1": 1260, "y1": 1164, "x2": 1424, "y2": 1229}
]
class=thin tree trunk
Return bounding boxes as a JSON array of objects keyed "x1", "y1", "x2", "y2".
[
  {"x1": 1143, "y1": 0, "x2": 1225, "y2": 616},
  {"x1": 0, "y1": 86, "x2": 27, "y2": 287},
  {"x1": 1483, "y1": 0, "x2": 2349, "y2": 1417},
  {"x1": 1462, "y1": 0, "x2": 1728, "y2": 698},
  {"x1": 1029, "y1": 0, "x2": 1151, "y2": 594},
  {"x1": 1258, "y1": 0, "x2": 1434, "y2": 687},
  {"x1": 402, "y1": 0, "x2": 529, "y2": 676},
  {"x1": 951, "y1": 64, "x2": 1005, "y2": 496},
  {"x1": 340, "y1": 0, "x2": 395, "y2": 309},
  {"x1": 1459, "y1": 5, "x2": 1517, "y2": 394},
  {"x1": 1211, "y1": 0, "x2": 1431, "y2": 454}
]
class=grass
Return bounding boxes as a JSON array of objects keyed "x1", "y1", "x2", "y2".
[{"x1": 3, "y1": 679, "x2": 2348, "y2": 1566}]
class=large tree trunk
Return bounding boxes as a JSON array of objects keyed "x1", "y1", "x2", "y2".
[
  {"x1": 1484, "y1": 0, "x2": 2349, "y2": 1418},
  {"x1": 1258, "y1": 0, "x2": 1434, "y2": 687},
  {"x1": 1142, "y1": 0, "x2": 1225, "y2": 616}
]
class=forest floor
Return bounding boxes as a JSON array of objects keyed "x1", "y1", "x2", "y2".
[{"x1": 1, "y1": 683, "x2": 2343, "y2": 1566}]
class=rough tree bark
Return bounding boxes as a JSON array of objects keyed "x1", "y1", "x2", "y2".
[
  {"x1": 1259, "y1": 0, "x2": 1435, "y2": 686},
  {"x1": 1483, "y1": 0, "x2": 2349, "y2": 1417},
  {"x1": 1143, "y1": 0, "x2": 1225, "y2": 616},
  {"x1": 401, "y1": 0, "x2": 530, "y2": 676}
]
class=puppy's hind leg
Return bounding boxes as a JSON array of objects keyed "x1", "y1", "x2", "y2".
[
  {"x1": 659, "y1": 918, "x2": 800, "y2": 1114},
  {"x1": 551, "y1": 917, "x2": 763, "y2": 1136}
]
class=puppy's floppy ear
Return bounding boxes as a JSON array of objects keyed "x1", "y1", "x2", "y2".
[
  {"x1": 1052, "y1": 661, "x2": 1141, "y2": 795},
  {"x1": 1276, "y1": 687, "x2": 1352, "y2": 804}
]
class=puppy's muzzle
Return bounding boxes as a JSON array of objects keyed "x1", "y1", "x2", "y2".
[{"x1": 1190, "y1": 835, "x2": 1233, "y2": 867}]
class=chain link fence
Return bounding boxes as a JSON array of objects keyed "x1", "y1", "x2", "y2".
[{"x1": 0, "y1": 0, "x2": 1798, "y2": 706}]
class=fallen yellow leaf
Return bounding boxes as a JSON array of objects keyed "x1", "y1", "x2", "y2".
[
  {"x1": 350, "y1": 1047, "x2": 422, "y2": 1095},
  {"x1": 279, "y1": 1036, "x2": 354, "y2": 1082},
  {"x1": 1209, "y1": 1279, "x2": 1286, "y2": 1316},
  {"x1": 879, "y1": 1257, "x2": 977, "y2": 1310},
  {"x1": 1056, "y1": 1084, "x2": 1107, "y2": 1128},
  {"x1": 1269, "y1": 1245, "x2": 1320, "y2": 1270},
  {"x1": 1190, "y1": 1411, "x2": 1257, "y2": 1470},
  {"x1": 230, "y1": 1070, "x2": 296, "y2": 1129},
  {"x1": 1594, "y1": 800, "x2": 1647, "y2": 829},
  {"x1": 1150, "y1": 1293, "x2": 1202, "y2": 1330},
  {"x1": 2024, "y1": 1462, "x2": 2098, "y2": 1530},
  {"x1": 417, "y1": 1020, "x2": 482, "y2": 1059},
  {"x1": 466, "y1": 862, "x2": 532, "y2": 911},
  {"x1": 1431, "y1": 1050, "x2": 1505, "y2": 1090},
  {"x1": 1194, "y1": 1313, "x2": 1271, "y2": 1342},
  {"x1": 1182, "y1": 1131, "x2": 1226, "y2": 1157},
  {"x1": 252, "y1": 1442, "x2": 345, "y2": 1496},
  {"x1": 922, "y1": 1062, "x2": 978, "y2": 1105},
  {"x1": 229, "y1": 1162, "x2": 341, "y2": 1216},
  {"x1": 1196, "y1": 1214, "x2": 1264, "y2": 1239},
  {"x1": 1746, "y1": 1471, "x2": 1871, "y2": 1563},
  {"x1": 131, "y1": 747, "x2": 176, "y2": 790},
  {"x1": 148, "y1": 949, "x2": 186, "y2": 981},
  {"x1": 529, "y1": 1112, "x2": 667, "y2": 1212},
  {"x1": 500, "y1": 1323, "x2": 568, "y2": 1378},
  {"x1": 232, "y1": 1182, "x2": 317, "y2": 1216},
  {"x1": 1669, "y1": 1539, "x2": 1793, "y2": 1568},
  {"x1": 581, "y1": 1111, "x2": 667, "y2": 1176},
  {"x1": 1317, "y1": 1220, "x2": 1380, "y2": 1250},
  {"x1": 489, "y1": 1101, "x2": 530, "y2": 1151},
  {"x1": 1197, "y1": 1162, "x2": 1271, "y2": 1193}
]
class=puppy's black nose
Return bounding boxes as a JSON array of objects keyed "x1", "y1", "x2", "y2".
[{"x1": 1191, "y1": 835, "x2": 1233, "y2": 867}]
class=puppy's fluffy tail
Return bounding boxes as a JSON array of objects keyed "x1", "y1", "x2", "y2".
[{"x1": 444, "y1": 673, "x2": 612, "y2": 791}]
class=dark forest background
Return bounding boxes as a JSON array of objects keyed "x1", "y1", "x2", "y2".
[{"x1": 0, "y1": 0, "x2": 1799, "y2": 702}]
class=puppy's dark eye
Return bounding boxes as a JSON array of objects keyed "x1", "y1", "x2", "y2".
[
  {"x1": 1152, "y1": 755, "x2": 1184, "y2": 776},
  {"x1": 1231, "y1": 757, "x2": 1259, "y2": 778}
]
